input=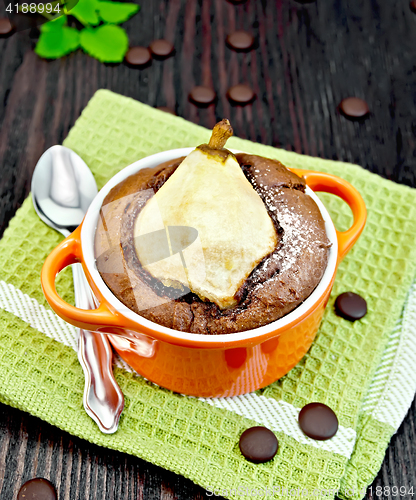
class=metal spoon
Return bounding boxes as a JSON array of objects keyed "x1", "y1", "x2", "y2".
[{"x1": 31, "y1": 145, "x2": 124, "y2": 434}]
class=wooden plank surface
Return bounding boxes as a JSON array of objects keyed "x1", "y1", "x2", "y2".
[{"x1": 0, "y1": 0, "x2": 415, "y2": 498}]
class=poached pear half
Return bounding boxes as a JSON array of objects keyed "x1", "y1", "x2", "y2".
[{"x1": 134, "y1": 119, "x2": 278, "y2": 309}]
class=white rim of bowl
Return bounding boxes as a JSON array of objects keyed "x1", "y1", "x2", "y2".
[{"x1": 81, "y1": 148, "x2": 338, "y2": 344}]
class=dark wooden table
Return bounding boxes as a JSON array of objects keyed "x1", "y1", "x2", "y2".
[{"x1": 0, "y1": 0, "x2": 415, "y2": 498}]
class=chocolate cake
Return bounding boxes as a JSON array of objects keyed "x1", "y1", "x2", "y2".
[{"x1": 94, "y1": 151, "x2": 331, "y2": 335}]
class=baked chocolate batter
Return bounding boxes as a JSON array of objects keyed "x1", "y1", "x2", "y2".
[{"x1": 94, "y1": 154, "x2": 330, "y2": 334}]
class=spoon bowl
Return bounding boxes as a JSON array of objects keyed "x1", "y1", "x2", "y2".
[{"x1": 31, "y1": 146, "x2": 98, "y2": 235}]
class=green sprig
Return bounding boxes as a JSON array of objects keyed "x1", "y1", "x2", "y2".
[
  {"x1": 35, "y1": 0, "x2": 139, "y2": 62},
  {"x1": 80, "y1": 24, "x2": 129, "y2": 62}
]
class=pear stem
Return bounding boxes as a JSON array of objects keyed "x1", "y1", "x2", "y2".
[{"x1": 208, "y1": 119, "x2": 233, "y2": 149}]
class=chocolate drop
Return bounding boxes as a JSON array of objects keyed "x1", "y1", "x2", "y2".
[
  {"x1": 239, "y1": 426, "x2": 278, "y2": 463},
  {"x1": 335, "y1": 291, "x2": 367, "y2": 321},
  {"x1": 339, "y1": 97, "x2": 370, "y2": 119},
  {"x1": 227, "y1": 84, "x2": 255, "y2": 104},
  {"x1": 125, "y1": 46, "x2": 151, "y2": 66},
  {"x1": 17, "y1": 478, "x2": 57, "y2": 500},
  {"x1": 0, "y1": 17, "x2": 13, "y2": 35},
  {"x1": 298, "y1": 403, "x2": 339, "y2": 440},
  {"x1": 189, "y1": 86, "x2": 216, "y2": 105},
  {"x1": 226, "y1": 31, "x2": 255, "y2": 51},
  {"x1": 149, "y1": 39, "x2": 174, "y2": 58}
]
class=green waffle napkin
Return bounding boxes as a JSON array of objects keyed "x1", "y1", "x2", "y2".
[{"x1": 1, "y1": 89, "x2": 416, "y2": 500}]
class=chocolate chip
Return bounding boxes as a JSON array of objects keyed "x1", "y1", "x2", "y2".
[
  {"x1": 335, "y1": 291, "x2": 367, "y2": 321},
  {"x1": 125, "y1": 46, "x2": 151, "y2": 66},
  {"x1": 227, "y1": 84, "x2": 255, "y2": 104},
  {"x1": 189, "y1": 86, "x2": 216, "y2": 105},
  {"x1": 298, "y1": 403, "x2": 338, "y2": 440},
  {"x1": 149, "y1": 39, "x2": 174, "y2": 58},
  {"x1": 239, "y1": 426, "x2": 278, "y2": 463},
  {"x1": 17, "y1": 478, "x2": 57, "y2": 500},
  {"x1": 339, "y1": 97, "x2": 370, "y2": 119},
  {"x1": 124, "y1": 46, "x2": 152, "y2": 66},
  {"x1": 156, "y1": 106, "x2": 176, "y2": 115},
  {"x1": 410, "y1": 0, "x2": 416, "y2": 13},
  {"x1": 0, "y1": 17, "x2": 13, "y2": 36},
  {"x1": 226, "y1": 31, "x2": 255, "y2": 51}
]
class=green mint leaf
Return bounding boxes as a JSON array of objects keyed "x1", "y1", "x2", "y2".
[
  {"x1": 79, "y1": 25, "x2": 128, "y2": 62},
  {"x1": 66, "y1": 0, "x2": 100, "y2": 26},
  {"x1": 97, "y1": 1, "x2": 139, "y2": 24},
  {"x1": 40, "y1": 15, "x2": 67, "y2": 32},
  {"x1": 35, "y1": 26, "x2": 80, "y2": 58}
]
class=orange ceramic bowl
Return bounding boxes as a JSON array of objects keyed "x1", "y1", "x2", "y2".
[{"x1": 41, "y1": 148, "x2": 366, "y2": 397}]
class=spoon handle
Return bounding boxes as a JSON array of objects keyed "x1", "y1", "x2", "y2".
[{"x1": 72, "y1": 263, "x2": 124, "y2": 434}]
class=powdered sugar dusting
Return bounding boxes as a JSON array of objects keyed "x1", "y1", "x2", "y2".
[
  {"x1": 272, "y1": 191, "x2": 313, "y2": 272},
  {"x1": 250, "y1": 179, "x2": 316, "y2": 275}
]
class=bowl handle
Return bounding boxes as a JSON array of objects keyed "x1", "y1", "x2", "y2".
[
  {"x1": 41, "y1": 225, "x2": 122, "y2": 331},
  {"x1": 289, "y1": 169, "x2": 367, "y2": 262}
]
